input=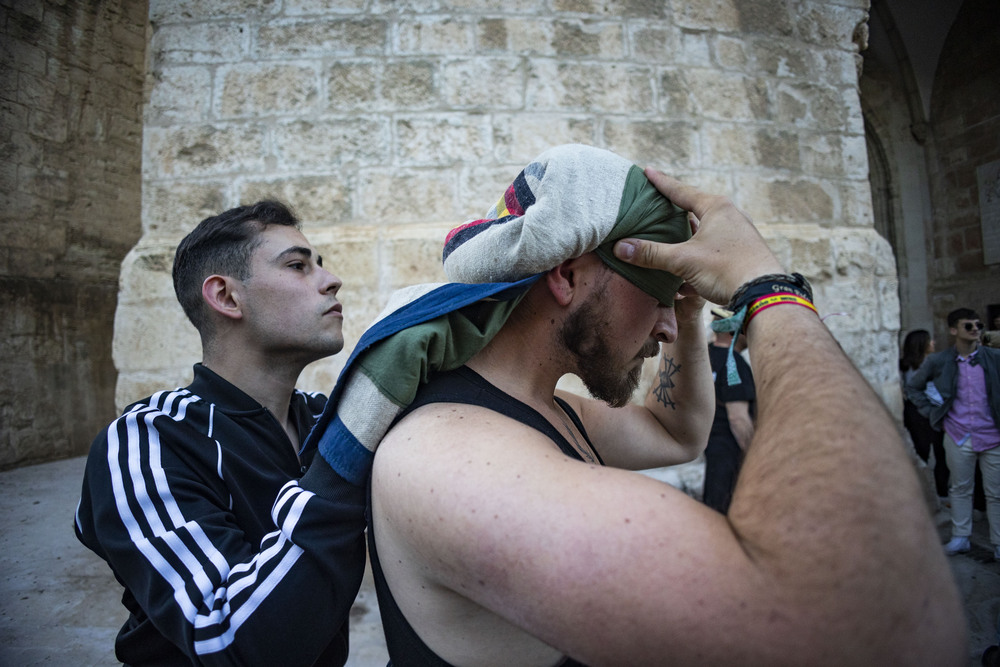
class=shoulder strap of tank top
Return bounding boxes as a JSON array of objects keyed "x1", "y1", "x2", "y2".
[{"x1": 402, "y1": 366, "x2": 601, "y2": 464}]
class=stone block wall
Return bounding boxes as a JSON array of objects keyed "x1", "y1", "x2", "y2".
[
  {"x1": 925, "y1": 0, "x2": 999, "y2": 336},
  {"x1": 122, "y1": 0, "x2": 898, "y2": 413},
  {"x1": 0, "y1": 0, "x2": 146, "y2": 468}
]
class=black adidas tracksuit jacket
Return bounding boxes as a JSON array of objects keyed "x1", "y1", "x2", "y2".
[{"x1": 75, "y1": 363, "x2": 366, "y2": 666}]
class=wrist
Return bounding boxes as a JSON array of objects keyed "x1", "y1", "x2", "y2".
[
  {"x1": 726, "y1": 261, "x2": 785, "y2": 298},
  {"x1": 710, "y1": 273, "x2": 818, "y2": 337},
  {"x1": 743, "y1": 294, "x2": 820, "y2": 337},
  {"x1": 727, "y1": 273, "x2": 813, "y2": 314},
  {"x1": 745, "y1": 293, "x2": 817, "y2": 328}
]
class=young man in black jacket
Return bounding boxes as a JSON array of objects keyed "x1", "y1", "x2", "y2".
[{"x1": 75, "y1": 201, "x2": 366, "y2": 666}]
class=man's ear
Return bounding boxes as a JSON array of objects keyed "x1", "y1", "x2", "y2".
[
  {"x1": 546, "y1": 255, "x2": 592, "y2": 306},
  {"x1": 202, "y1": 275, "x2": 244, "y2": 321}
]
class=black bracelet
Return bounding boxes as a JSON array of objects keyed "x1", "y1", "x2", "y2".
[{"x1": 727, "y1": 273, "x2": 813, "y2": 315}]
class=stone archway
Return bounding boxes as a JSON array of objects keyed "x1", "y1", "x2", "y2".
[
  {"x1": 859, "y1": 1, "x2": 944, "y2": 336},
  {"x1": 865, "y1": 116, "x2": 898, "y2": 258},
  {"x1": 861, "y1": 0, "x2": 999, "y2": 342}
]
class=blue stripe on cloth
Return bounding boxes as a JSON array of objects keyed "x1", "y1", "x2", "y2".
[
  {"x1": 509, "y1": 169, "x2": 535, "y2": 214},
  {"x1": 316, "y1": 416, "x2": 373, "y2": 487},
  {"x1": 300, "y1": 275, "x2": 542, "y2": 485}
]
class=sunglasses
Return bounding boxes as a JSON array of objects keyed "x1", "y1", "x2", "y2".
[{"x1": 962, "y1": 321, "x2": 984, "y2": 332}]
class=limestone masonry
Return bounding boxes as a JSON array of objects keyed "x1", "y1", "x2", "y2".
[{"x1": 126, "y1": 0, "x2": 894, "y2": 416}]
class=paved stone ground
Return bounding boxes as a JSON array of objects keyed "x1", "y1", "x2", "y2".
[
  {"x1": 0, "y1": 456, "x2": 389, "y2": 667},
  {"x1": 1, "y1": 456, "x2": 997, "y2": 666}
]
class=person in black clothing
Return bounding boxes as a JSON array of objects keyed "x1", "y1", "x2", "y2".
[
  {"x1": 75, "y1": 201, "x2": 367, "y2": 665},
  {"x1": 703, "y1": 307, "x2": 755, "y2": 513},
  {"x1": 899, "y1": 329, "x2": 949, "y2": 499}
]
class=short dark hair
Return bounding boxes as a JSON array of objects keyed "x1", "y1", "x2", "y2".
[
  {"x1": 947, "y1": 308, "x2": 980, "y2": 328},
  {"x1": 172, "y1": 200, "x2": 299, "y2": 333}
]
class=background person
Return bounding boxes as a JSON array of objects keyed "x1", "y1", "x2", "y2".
[
  {"x1": 900, "y1": 328, "x2": 949, "y2": 499},
  {"x1": 702, "y1": 306, "x2": 755, "y2": 513},
  {"x1": 984, "y1": 329, "x2": 1000, "y2": 349},
  {"x1": 906, "y1": 309, "x2": 1000, "y2": 559}
]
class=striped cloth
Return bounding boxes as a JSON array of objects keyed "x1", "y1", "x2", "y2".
[{"x1": 301, "y1": 144, "x2": 690, "y2": 485}]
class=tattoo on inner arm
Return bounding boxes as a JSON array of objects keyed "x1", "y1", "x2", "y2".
[{"x1": 653, "y1": 356, "x2": 680, "y2": 409}]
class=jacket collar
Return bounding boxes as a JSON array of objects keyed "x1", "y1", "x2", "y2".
[{"x1": 187, "y1": 363, "x2": 267, "y2": 413}]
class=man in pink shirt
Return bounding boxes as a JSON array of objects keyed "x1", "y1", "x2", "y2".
[{"x1": 906, "y1": 308, "x2": 1000, "y2": 559}]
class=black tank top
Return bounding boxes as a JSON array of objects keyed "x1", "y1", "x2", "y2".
[{"x1": 367, "y1": 366, "x2": 600, "y2": 667}]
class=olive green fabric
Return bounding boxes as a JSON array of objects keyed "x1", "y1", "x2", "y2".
[{"x1": 594, "y1": 165, "x2": 691, "y2": 306}]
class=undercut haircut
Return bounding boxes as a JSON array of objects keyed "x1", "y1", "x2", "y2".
[{"x1": 172, "y1": 200, "x2": 300, "y2": 333}]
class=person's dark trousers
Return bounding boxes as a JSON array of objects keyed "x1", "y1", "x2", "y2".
[
  {"x1": 703, "y1": 439, "x2": 743, "y2": 514},
  {"x1": 903, "y1": 400, "x2": 949, "y2": 497},
  {"x1": 932, "y1": 431, "x2": 949, "y2": 498}
]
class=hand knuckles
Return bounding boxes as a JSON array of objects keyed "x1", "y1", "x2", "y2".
[{"x1": 638, "y1": 244, "x2": 660, "y2": 267}]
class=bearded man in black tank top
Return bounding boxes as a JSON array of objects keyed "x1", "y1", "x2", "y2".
[{"x1": 365, "y1": 164, "x2": 964, "y2": 664}]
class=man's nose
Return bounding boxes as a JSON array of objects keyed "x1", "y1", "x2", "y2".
[
  {"x1": 651, "y1": 307, "x2": 677, "y2": 344},
  {"x1": 320, "y1": 267, "x2": 342, "y2": 295}
]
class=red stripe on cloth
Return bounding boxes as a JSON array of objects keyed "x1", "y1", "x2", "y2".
[
  {"x1": 504, "y1": 184, "x2": 524, "y2": 217},
  {"x1": 444, "y1": 219, "x2": 492, "y2": 245}
]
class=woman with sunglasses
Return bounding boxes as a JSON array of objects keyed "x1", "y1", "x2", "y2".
[{"x1": 905, "y1": 308, "x2": 1000, "y2": 560}]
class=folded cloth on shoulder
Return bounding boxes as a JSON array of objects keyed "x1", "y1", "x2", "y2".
[{"x1": 301, "y1": 144, "x2": 691, "y2": 486}]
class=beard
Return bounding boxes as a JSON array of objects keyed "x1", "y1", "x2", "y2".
[{"x1": 560, "y1": 288, "x2": 659, "y2": 408}]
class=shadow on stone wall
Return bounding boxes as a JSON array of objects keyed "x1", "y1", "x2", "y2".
[{"x1": 0, "y1": 279, "x2": 119, "y2": 470}]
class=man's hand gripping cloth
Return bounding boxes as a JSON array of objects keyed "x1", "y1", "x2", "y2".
[{"x1": 301, "y1": 144, "x2": 691, "y2": 486}]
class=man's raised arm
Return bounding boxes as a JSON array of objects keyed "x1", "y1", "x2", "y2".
[
  {"x1": 612, "y1": 169, "x2": 966, "y2": 665},
  {"x1": 642, "y1": 285, "x2": 714, "y2": 461}
]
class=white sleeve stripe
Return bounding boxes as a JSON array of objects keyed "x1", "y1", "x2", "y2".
[
  {"x1": 162, "y1": 530, "x2": 216, "y2": 597},
  {"x1": 104, "y1": 399, "x2": 300, "y2": 646},
  {"x1": 186, "y1": 519, "x2": 233, "y2": 597},
  {"x1": 194, "y1": 526, "x2": 291, "y2": 627},
  {"x1": 194, "y1": 546, "x2": 304, "y2": 655},
  {"x1": 118, "y1": 411, "x2": 164, "y2": 538},
  {"x1": 108, "y1": 415, "x2": 199, "y2": 620},
  {"x1": 144, "y1": 413, "x2": 231, "y2": 602},
  {"x1": 224, "y1": 524, "x2": 290, "y2": 602},
  {"x1": 272, "y1": 481, "x2": 302, "y2": 518},
  {"x1": 281, "y1": 490, "x2": 312, "y2": 534},
  {"x1": 146, "y1": 414, "x2": 186, "y2": 529},
  {"x1": 152, "y1": 416, "x2": 237, "y2": 610}
]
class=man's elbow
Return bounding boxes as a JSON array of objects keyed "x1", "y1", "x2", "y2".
[
  {"x1": 686, "y1": 432, "x2": 709, "y2": 461},
  {"x1": 664, "y1": 431, "x2": 707, "y2": 466}
]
